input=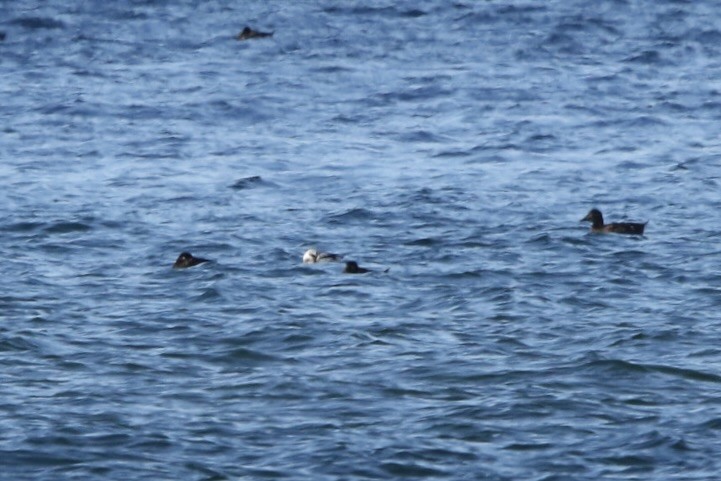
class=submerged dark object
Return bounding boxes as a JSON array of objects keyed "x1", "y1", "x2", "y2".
[
  {"x1": 344, "y1": 261, "x2": 370, "y2": 274},
  {"x1": 236, "y1": 26, "x2": 273, "y2": 40},
  {"x1": 173, "y1": 252, "x2": 210, "y2": 269},
  {"x1": 581, "y1": 208, "x2": 647, "y2": 235}
]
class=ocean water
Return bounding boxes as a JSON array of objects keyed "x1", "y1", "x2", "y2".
[{"x1": 2, "y1": 1, "x2": 721, "y2": 479}]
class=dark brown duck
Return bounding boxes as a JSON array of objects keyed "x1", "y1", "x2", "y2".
[
  {"x1": 236, "y1": 26, "x2": 273, "y2": 40},
  {"x1": 344, "y1": 261, "x2": 370, "y2": 274},
  {"x1": 581, "y1": 208, "x2": 647, "y2": 235},
  {"x1": 173, "y1": 252, "x2": 210, "y2": 269}
]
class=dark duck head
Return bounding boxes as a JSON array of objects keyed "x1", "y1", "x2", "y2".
[
  {"x1": 581, "y1": 208, "x2": 646, "y2": 235},
  {"x1": 344, "y1": 261, "x2": 370, "y2": 274},
  {"x1": 173, "y1": 252, "x2": 210, "y2": 269},
  {"x1": 236, "y1": 26, "x2": 273, "y2": 40}
]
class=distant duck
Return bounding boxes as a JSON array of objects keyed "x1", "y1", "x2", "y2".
[
  {"x1": 581, "y1": 208, "x2": 647, "y2": 235},
  {"x1": 344, "y1": 261, "x2": 370, "y2": 274},
  {"x1": 303, "y1": 248, "x2": 342, "y2": 263},
  {"x1": 173, "y1": 252, "x2": 210, "y2": 269},
  {"x1": 236, "y1": 26, "x2": 273, "y2": 40}
]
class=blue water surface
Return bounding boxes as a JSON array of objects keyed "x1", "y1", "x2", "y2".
[{"x1": 2, "y1": 1, "x2": 721, "y2": 480}]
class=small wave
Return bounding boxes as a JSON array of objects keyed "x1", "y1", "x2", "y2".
[
  {"x1": 43, "y1": 221, "x2": 92, "y2": 235},
  {"x1": 323, "y1": 6, "x2": 427, "y2": 18},
  {"x1": 625, "y1": 115, "x2": 668, "y2": 128},
  {"x1": 624, "y1": 49, "x2": 662, "y2": 65},
  {"x1": 584, "y1": 359, "x2": 721, "y2": 383},
  {"x1": 443, "y1": 270, "x2": 485, "y2": 280},
  {"x1": 229, "y1": 175, "x2": 264, "y2": 190},
  {"x1": 432, "y1": 149, "x2": 472, "y2": 159},
  {"x1": 326, "y1": 207, "x2": 376, "y2": 223},
  {"x1": 503, "y1": 442, "x2": 553, "y2": 451},
  {"x1": 395, "y1": 130, "x2": 449, "y2": 143},
  {"x1": 404, "y1": 237, "x2": 441, "y2": 247},
  {"x1": 4, "y1": 222, "x2": 44, "y2": 232},
  {"x1": 11, "y1": 17, "x2": 65, "y2": 30},
  {"x1": 0, "y1": 335, "x2": 38, "y2": 352},
  {"x1": 2, "y1": 449, "x2": 81, "y2": 469},
  {"x1": 380, "y1": 461, "x2": 448, "y2": 478},
  {"x1": 225, "y1": 347, "x2": 280, "y2": 362},
  {"x1": 196, "y1": 288, "x2": 222, "y2": 301},
  {"x1": 699, "y1": 418, "x2": 721, "y2": 430}
]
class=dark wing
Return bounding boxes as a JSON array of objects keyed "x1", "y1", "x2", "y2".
[{"x1": 608, "y1": 222, "x2": 646, "y2": 235}]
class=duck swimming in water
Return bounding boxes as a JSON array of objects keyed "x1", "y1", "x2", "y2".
[
  {"x1": 344, "y1": 261, "x2": 370, "y2": 274},
  {"x1": 581, "y1": 208, "x2": 647, "y2": 235},
  {"x1": 173, "y1": 252, "x2": 210, "y2": 269},
  {"x1": 236, "y1": 26, "x2": 273, "y2": 40},
  {"x1": 303, "y1": 248, "x2": 342, "y2": 263}
]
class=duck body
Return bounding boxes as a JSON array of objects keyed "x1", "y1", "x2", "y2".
[
  {"x1": 303, "y1": 249, "x2": 341, "y2": 263},
  {"x1": 236, "y1": 26, "x2": 273, "y2": 40},
  {"x1": 581, "y1": 208, "x2": 646, "y2": 235},
  {"x1": 344, "y1": 261, "x2": 370, "y2": 274},
  {"x1": 173, "y1": 252, "x2": 210, "y2": 269}
]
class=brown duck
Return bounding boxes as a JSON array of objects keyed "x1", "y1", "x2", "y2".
[
  {"x1": 236, "y1": 26, "x2": 273, "y2": 40},
  {"x1": 173, "y1": 252, "x2": 210, "y2": 269},
  {"x1": 581, "y1": 208, "x2": 647, "y2": 235},
  {"x1": 343, "y1": 261, "x2": 370, "y2": 274}
]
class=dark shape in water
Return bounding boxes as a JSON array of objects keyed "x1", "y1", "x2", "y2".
[
  {"x1": 173, "y1": 252, "x2": 210, "y2": 269},
  {"x1": 236, "y1": 26, "x2": 273, "y2": 41},
  {"x1": 344, "y1": 261, "x2": 370, "y2": 274},
  {"x1": 581, "y1": 208, "x2": 647, "y2": 235}
]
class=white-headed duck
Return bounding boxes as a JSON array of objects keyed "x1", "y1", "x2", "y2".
[{"x1": 303, "y1": 249, "x2": 342, "y2": 263}]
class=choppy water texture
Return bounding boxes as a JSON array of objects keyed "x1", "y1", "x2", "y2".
[{"x1": 2, "y1": 1, "x2": 721, "y2": 480}]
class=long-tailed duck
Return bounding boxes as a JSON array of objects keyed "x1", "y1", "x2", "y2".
[{"x1": 303, "y1": 248, "x2": 342, "y2": 263}]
